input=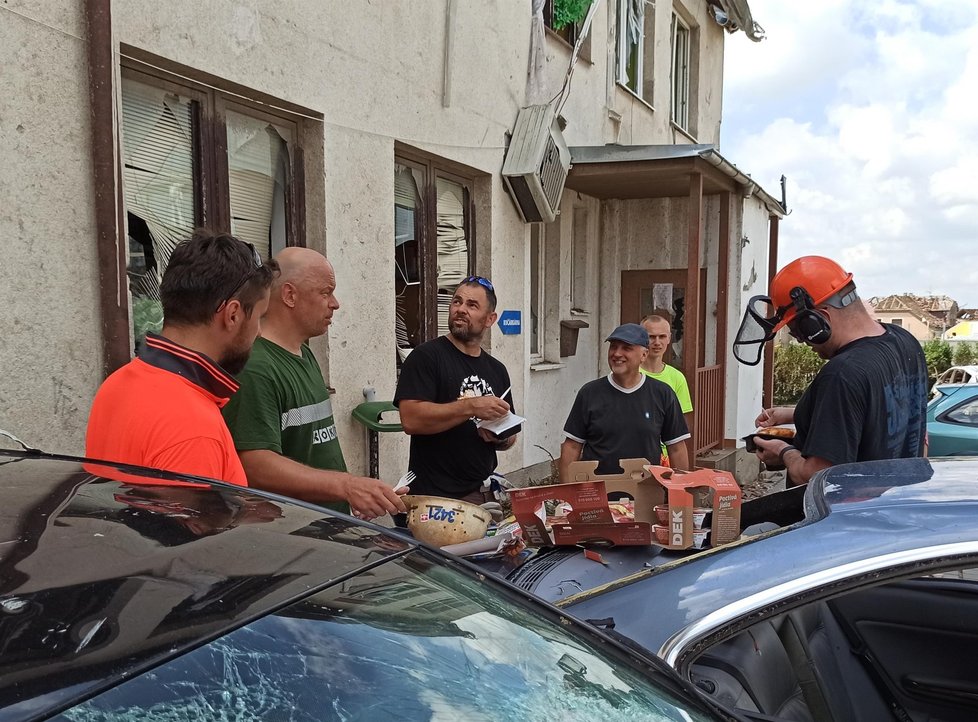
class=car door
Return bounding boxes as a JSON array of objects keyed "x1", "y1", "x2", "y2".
[
  {"x1": 828, "y1": 571, "x2": 978, "y2": 722},
  {"x1": 930, "y1": 391, "x2": 978, "y2": 455}
]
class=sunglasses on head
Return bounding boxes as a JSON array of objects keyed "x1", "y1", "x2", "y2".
[
  {"x1": 215, "y1": 242, "x2": 263, "y2": 312},
  {"x1": 463, "y1": 275, "x2": 494, "y2": 292}
]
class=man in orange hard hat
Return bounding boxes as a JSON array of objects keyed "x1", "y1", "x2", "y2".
[{"x1": 733, "y1": 255, "x2": 928, "y2": 486}]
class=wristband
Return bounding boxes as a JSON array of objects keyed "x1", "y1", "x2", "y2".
[{"x1": 778, "y1": 445, "x2": 798, "y2": 466}]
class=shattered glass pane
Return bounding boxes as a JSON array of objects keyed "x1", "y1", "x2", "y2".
[
  {"x1": 227, "y1": 111, "x2": 291, "y2": 260},
  {"x1": 59, "y1": 551, "x2": 712, "y2": 721}
]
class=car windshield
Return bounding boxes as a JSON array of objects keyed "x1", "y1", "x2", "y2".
[{"x1": 56, "y1": 550, "x2": 714, "y2": 721}]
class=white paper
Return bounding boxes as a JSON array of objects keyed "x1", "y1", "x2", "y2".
[
  {"x1": 653, "y1": 283, "x2": 673, "y2": 314},
  {"x1": 476, "y1": 411, "x2": 526, "y2": 435}
]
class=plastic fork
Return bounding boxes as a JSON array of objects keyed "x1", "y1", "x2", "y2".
[{"x1": 394, "y1": 470, "x2": 416, "y2": 492}]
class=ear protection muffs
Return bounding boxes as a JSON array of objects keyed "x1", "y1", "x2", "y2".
[{"x1": 788, "y1": 286, "x2": 832, "y2": 344}]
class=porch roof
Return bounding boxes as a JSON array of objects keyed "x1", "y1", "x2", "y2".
[{"x1": 566, "y1": 144, "x2": 785, "y2": 217}]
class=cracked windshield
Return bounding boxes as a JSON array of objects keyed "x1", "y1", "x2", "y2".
[{"x1": 57, "y1": 553, "x2": 708, "y2": 722}]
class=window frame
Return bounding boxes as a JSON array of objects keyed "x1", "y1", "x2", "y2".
[
  {"x1": 110, "y1": 50, "x2": 321, "y2": 364},
  {"x1": 616, "y1": 0, "x2": 655, "y2": 106},
  {"x1": 393, "y1": 148, "x2": 477, "y2": 348},
  {"x1": 670, "y1": 12, "x2": 691, "y2": 130},
  {"x1": 543, "y1": 0, "x2": 592, "y2": 61},
  {"x1": 120, "y1": 61, "x2": 308, "y2": 251},
  {"x1": 529, "y1": 224, "x2": 544, "y2": 359}
]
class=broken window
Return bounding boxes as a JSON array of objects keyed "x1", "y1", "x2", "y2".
[
  {"x1": 120, "y1": 77, "x2": 198, "y2": 352},
  {"x1": 617, "y1": 0, "x2": 655, "y2": 104},
  {"x1": 118, "y1": 61, "x2": 312, "y2": 356},
  {"x1": 226, "y1": 111, "x2": 292, "y2": 259},
  {"x1": 543, "y1": 0, "x2": 592, "y2": 60},
  {"x1": 393, "y1": 154, "x2": 474, "y2": 363}
]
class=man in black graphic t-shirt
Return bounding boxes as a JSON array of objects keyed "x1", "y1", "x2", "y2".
[
  {"x1": 743, "y1": 256, "x2": 928, "y2": 486},
  {"x1": 394, "y1": 276, "x2": 516, "y2": 503}
]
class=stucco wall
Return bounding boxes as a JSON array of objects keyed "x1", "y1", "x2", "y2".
[
  {"x1": 2, "y1": 0, "x2": 756, "y2": 483},
  {"x1": 0, "y1": 2, "x2": 102, "y2": 452},
  {"x1": 872, "y1": 311, "x2": 933, "y2": 342},
  {"x1": 726, "y1": 195, "x2": 772, "y2": 439}
]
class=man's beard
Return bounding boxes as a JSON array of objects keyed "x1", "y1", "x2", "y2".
[
  {"x1": 220, "y1": 345, "x2": 252, "y2": 376},
  {"x1": 449, "y1": 319, "x2": 480, "y2": 343}
]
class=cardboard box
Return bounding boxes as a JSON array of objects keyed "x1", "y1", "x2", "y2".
[{"x1": 509, "y1": 458, "x2": 742, "y2": 549}]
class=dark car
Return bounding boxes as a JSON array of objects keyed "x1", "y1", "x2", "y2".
[
  {"x1": 0, "y1": 448, "x2": 740, "y2": 722},
  {"x1": 489, "y1": 457, "x2": 978, "y2": 721}
]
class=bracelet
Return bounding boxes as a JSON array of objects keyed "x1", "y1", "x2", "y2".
[{"x1": 778, "y1": 445, "x2": 798, "y2": 466}]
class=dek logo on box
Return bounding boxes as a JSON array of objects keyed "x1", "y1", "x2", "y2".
[{"x1": 671, "y1": 509, "x2": 684, "y2": 546}]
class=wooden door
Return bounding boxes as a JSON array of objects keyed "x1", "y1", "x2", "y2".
[{"x1": 620, "y1": 268, "x2": 707, "y2": 378}]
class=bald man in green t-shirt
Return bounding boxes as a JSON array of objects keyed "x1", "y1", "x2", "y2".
[
  {"x1": 641, "y1": 314, "x2": 693, "y2": 465},
  {"x1": 222, "y1": 248, "x2": 406, "y2": 520}
]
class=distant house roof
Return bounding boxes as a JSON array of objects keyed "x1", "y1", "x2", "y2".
[{"x1": 869, "y1": 294, "x2": 951, "y2": 331}]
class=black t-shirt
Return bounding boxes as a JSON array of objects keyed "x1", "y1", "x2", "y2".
[
  {"x1": 394, "y1": 336, "x2": 514, "y2": 497},
  {"x1": 563, "y1": 374, "x2": 690, "y2": 475},
  {"x1": 794, "y1": 324, "x2": 928, "y2": 465}
]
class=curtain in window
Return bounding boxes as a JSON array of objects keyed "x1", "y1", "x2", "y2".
[
  {"x1": 621, "y1": 0, "x2": 645, "y2": 91},
  {"x1": 626, "y1": 0, "x2": 645, "y2": 44},
  {"x1": 435, "y1": 178, "x2": 468, "y2": 337},
  {"x1": 227, "y1": 111, "x2": 290, "y2": 260},
  {"x1": 121, "y1": 78, "x2": 197, "y2": 301}
]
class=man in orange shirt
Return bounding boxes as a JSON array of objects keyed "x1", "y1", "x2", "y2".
[{"x1": 86, "y1": 231, "x2": 277, "y2": 485}]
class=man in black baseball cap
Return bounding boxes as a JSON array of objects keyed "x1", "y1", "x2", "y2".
[{"x1": 559, "y1": 323, "x2": 690, "y2": 479}]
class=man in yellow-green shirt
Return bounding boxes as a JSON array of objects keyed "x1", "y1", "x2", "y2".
[{"x1": 641, "y1": 315, "x2": 693, "y2": 465}]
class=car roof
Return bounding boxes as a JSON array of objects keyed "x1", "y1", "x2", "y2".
[
  {"x1": 0, "y1": 450, "x2": 421, "y2": 720},
  {"x1": 561, "y1": 456, "x2": 978, "y2": 657}
]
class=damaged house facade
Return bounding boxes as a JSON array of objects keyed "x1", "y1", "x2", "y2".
[{"x1": 2, "y1": 0, "x2": 783, "y2": 482}]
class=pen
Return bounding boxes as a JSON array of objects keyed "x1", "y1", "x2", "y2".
[{"x1": 497, "y1": 386, "x2": 511, "y2": 402}]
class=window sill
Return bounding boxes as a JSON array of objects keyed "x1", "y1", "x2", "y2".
[
  {"x1": 615, "y1": 83, "x2": 655, "y2": 114},
  {"x1": 544, "y1": 27, "x2": 592, "y2": 63},
  {"x1": 671, "y1": 121, "x2": 697, "y2": 143},
  {"x1": 530, "y1": 361, "x2": 565, "y2": 372}
]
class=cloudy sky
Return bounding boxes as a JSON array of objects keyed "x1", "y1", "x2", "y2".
[{"x1": 722, "y1": 0, "x2": 978, "y2": 308}]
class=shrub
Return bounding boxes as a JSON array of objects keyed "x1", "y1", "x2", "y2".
[
  {"x1": 773, "y1": 343, "x2": 825, "y2": 405},
  {"x1": 922, "y1": 340, "x2": 952, "y2": 388},
  {"x1": 952, "y1": 341, "x2": 977, "y2": 366}
]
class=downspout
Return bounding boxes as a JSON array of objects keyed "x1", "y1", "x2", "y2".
[
  {"x1": 86, "y1": 0, "x2": 130, "y2": 377},
  {"x1": 764, "y1": 215, "x2": 779, "y2": 408}
]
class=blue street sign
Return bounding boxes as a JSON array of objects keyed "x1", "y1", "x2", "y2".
[{"x1": 498, "y1": 310, "x2": 522, "y2": 335}]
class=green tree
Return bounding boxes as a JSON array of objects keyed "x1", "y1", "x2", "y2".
[
  {"x1": 922, "y1": 339, "x2": 952, "y2": 387},
  {"x1": 773, "y1": 343, "x2": 826, "y2": 405},
  {"x1": 952, "y1": 341, "x2": 977, "y2": 366},
  {"x1": 553, "y1": 0, "x2": 592, "y2": 29}
]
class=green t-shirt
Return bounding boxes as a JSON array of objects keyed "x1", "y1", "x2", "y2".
[
  {"x1": 640, "y1": 364, "x2": 693, "y2": 413},
  {"x1": 640, "y1": 364, "x2": 693, "y2": 461},
  {"x1": 223, "y1": 338, "x2": 349, "y2": 513}
]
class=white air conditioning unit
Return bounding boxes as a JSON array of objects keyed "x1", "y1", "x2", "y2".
[{"x1": 502, "y1": 105, "x2": 571, "y2": 224}]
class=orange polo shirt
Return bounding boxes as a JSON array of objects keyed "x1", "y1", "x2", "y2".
[{"x1": 86, "y1": 334, "x2": 248, "y2": 486}]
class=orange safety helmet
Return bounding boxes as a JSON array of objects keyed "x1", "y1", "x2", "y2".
[{"x1": 769, "y1": 256, "x2": 854, "y2": 331}]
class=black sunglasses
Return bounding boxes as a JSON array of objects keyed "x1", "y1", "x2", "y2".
[
  {"x1": 216, "y1": 242, "x2": 263, "y2": 312},
  {"x1": 463, "y1": 275, "x2": 494, "y2": 292}
]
